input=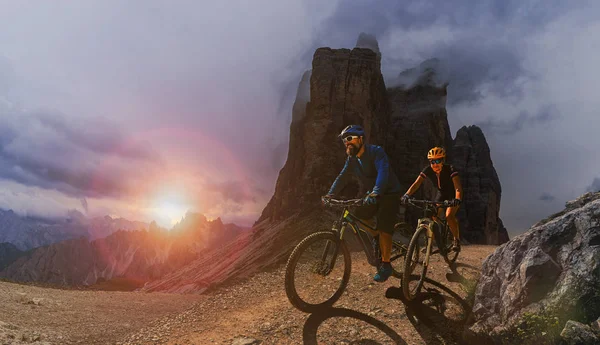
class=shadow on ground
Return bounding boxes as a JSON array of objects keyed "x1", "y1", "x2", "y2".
[
  {"x1": 385, "y1": 263, "x2": 477, "y2": 345},
  {"x1": 301, "y1": 263, "x2": 478, "y2": 345},
  {"x1": 302, "y1": 306, "x2": 408, "y2": 345}
]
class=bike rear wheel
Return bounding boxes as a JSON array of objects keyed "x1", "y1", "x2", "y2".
[
  {"x1": 285, "y1": 231, "x2": 351, "y2": 312},
  {"x1": 402, "y1": 225, "x2": 432, "y2": 301},
  {"x1": 443, "y1": 226, "x2": 459, "y2": 265}
]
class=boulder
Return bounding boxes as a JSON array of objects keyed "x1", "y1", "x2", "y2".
[
  {"x1": 257, "y1": 47, "x2": 390, "y2": 223},
  {"x1": 560, "y1": 320, "x2": 600, "y2": 344},
  {"x1": 470, "y1": 192, "x2": 600, "y2": 341}
]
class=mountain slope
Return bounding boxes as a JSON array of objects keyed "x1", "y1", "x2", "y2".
[
  {"x1": 0, "y1": 209, "x2": 149, "y2": 251},
  {"x1": 0, "y1": 213, "x2": 245, "y2": 287},
  {"x1": 0, "y1": 242, "x2": 23, "y2": 271}
]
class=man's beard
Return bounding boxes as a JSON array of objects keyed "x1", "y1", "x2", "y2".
[{"x1": 346, "y1": 143, "x2": 361, "y2": 156}]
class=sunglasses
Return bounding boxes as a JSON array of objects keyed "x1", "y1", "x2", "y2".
[
  {"x1": 342, "y1": 135, "x2": 360, "y2": 143},
  {"x1": 429, "y1": 158, "x2": 444, "y2": 164}
]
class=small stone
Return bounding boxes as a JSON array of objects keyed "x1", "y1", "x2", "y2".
[
  {"x1": 231, "y1": 336, "x2": 260, "y2": 345},
  {"x1": 32, "y1": 298, "x2": 44, "y2": 305},
  {"x1": 259, "y1": 322, "x2": 272, "y2": 332},
  {"x1": 560, "y1": 320, "x2": 599, "y2": 344}
]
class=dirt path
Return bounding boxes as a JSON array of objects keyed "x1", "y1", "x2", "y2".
[
  {"x1": 123, "y1": 245, "x2": 497, "y2": 345},
  {"x1": 0, "y1": 281, "x2": 202, "y2": 344},
  {"x1": 1, "y1": 245, "x2": 496, "y2": 345}
]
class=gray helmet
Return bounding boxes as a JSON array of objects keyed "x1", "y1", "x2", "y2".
[{"x1": 339, "y1": 125, "x2": 365, "y2": 137}]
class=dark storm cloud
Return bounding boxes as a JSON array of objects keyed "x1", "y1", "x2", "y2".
[
  {"x1": 302, "y1": 0, "x2": 577, "y2": 107},
  {"x1": 0, "y1": 109, "x2": 163, "y2": 198},
  {"x1": 586, "y1": 178, "x2": 600, "y2": 193},
  {"x1": 321, "y1": 0, "x2": 570, "y2": 41},
  {"x1": 539, "y1": 193, "x2": 555, "y2": 202},
  {"x1": 475, "y1": 104, "x2": 560, "y2": 135},
  {"x1": 34, "y1": 114, "x2": 157, "y2": 160}
]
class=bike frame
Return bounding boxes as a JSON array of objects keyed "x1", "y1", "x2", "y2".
[
  {"x1": 410, "y1": 201, "x2": 452, "y2": 261},
  {"x1": 323, "y1": 200, "x2": 405, "y2": 270},
  {"x1": 326, "y1": 207, "x2": 379, "y2": 267}
]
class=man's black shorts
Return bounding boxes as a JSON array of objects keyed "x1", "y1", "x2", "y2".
[{"x1": 353, "y1": 194, "x2": 400, "y2": 234}]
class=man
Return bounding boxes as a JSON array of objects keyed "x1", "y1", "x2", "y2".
[
  {"x1": 324, "y1": 125, "x2": 402, "y2": 282},
  {"x1": 401, "y1": 147, "x2": 463, "y2": 250}
]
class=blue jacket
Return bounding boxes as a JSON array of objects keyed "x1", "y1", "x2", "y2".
[{"x1": 328, "y1": 144, "x2": 401, "y2": 196}]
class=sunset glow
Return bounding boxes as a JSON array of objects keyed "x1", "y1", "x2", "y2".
[
  {"x1": 157, "y1": 201, "x2": 187, "y2": 226},
  {"x1": 149, "y1": 188, "x2": 191, "y2": 228}
]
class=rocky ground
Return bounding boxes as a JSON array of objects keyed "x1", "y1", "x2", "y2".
[{"x1": 1, "y1": 245, "x2": 496, "y2": 345}]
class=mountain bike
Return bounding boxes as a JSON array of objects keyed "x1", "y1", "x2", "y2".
[
  {"x1": 401, "y1": 199, "x2": 460, "y2": 301},
  {"x1": 284, "y1": 197, "x2": 415, "y2": 313}
]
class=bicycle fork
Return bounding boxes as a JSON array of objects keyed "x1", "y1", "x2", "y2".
[
  {"x1": 319, "y1": 224, "x2": 346, "y2": 275},
  {"x1": 418, "y1": 219, "x2": 435, "y2": 270}
]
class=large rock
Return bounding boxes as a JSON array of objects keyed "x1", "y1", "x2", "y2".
[
  {"x1": 291, "y1": 70, "x2": 311, "y2": 125},
  {"x1": 469, "y1": 192, "x2": 600, "y2": 341},
  {"x1": 257, "y1": 47, "x2": 390, "y2": 223},
  {"x1": 560, "y1": 320, "x2": 600, "y2": 344},
  {"x1": 385, "y1": 61, "x2": 454, "y2": 226},
  {"x1": 453, "y1": 125, "x2": 509, "y2": 244}
]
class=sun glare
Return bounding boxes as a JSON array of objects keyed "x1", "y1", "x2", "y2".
[
  {"x1": 150, "y1": 194, "x2": 189, "y2": 228},
  {"x1": 158, "y1": 202, "x2": 187, "y2": 226}
]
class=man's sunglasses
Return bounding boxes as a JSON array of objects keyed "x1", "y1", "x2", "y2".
[
  {"x1": 429, "y1": 158, "x2": 444, "y2": 164},
  {"x1": 342, "y1": 135, "x2": 360, "y2": 143}
]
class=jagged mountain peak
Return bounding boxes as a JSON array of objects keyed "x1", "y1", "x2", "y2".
[
  {"x1": 355, "y1": 32, "x2": 380, "y2": 54},
  {"x1": 393, "y1": 58, "x2": 449, "y2": 89}
]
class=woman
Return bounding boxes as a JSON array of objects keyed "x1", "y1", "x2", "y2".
[{"x1": 401, "y1": 147, "x2": 463, "y2": 250}]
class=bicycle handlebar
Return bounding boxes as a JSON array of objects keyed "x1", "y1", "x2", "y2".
[
  {"x1": 321, "y1": 197, "x2": 364, "y2": 207},
  {"x1": 406, "y1": 199, "x2": 451, "y2": 208},
  {"x1": 323, "y1": 196, "x2": 451, "y2": 208}
]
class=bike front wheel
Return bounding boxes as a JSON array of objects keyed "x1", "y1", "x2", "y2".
[
  {"x1": 402, "y1": 225, "x2": 432, "y2": 301},
  {"x1": 284, "y1": 231, "x2": 351, "y2": 312}
]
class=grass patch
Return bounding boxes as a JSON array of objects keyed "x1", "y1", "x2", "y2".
[{"x1": 497, "y1": 309, "x2": 562, "y2": 345}]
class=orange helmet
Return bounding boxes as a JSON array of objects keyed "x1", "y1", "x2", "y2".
[{"x1": 427, "y1": 147, "x2": 446, "y2": 160}]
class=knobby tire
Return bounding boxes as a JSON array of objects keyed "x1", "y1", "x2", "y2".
[
  {"x1": 402, "y1": 225, "x2": 431, "y2": 301},
  {"x1": 284, "y1": 231, "x2": 351, "y2": 313}
]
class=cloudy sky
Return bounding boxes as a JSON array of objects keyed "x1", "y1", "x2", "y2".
[{"x1": 0, "y1": 1, "x2": 598, "y2": 234}]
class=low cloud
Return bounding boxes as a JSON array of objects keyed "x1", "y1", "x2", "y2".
[
  {"x1": 203, "y1": 180, "x2": 269, "y2": 204},
  {"x1": 475, "y1": 104, "x2": 560, "y2": 135},
  {"x1": 539, "y1": 193, "x2": 555, "y2": 202}
]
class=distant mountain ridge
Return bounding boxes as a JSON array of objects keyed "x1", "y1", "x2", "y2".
[
  {"x1": 0, "y1": 208, "x2": 149, "y2": 251},
  {"x1": 0, "y1": 212, "x2": 246, "y2": 288}
]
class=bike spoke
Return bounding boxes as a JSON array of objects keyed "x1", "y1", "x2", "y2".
[
  {"x1": 292, "y1": 238, "x2": 347, "y2": 306},
  {"x1": 403, "y1": 226, "x2": 430, "y2": 301}
]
